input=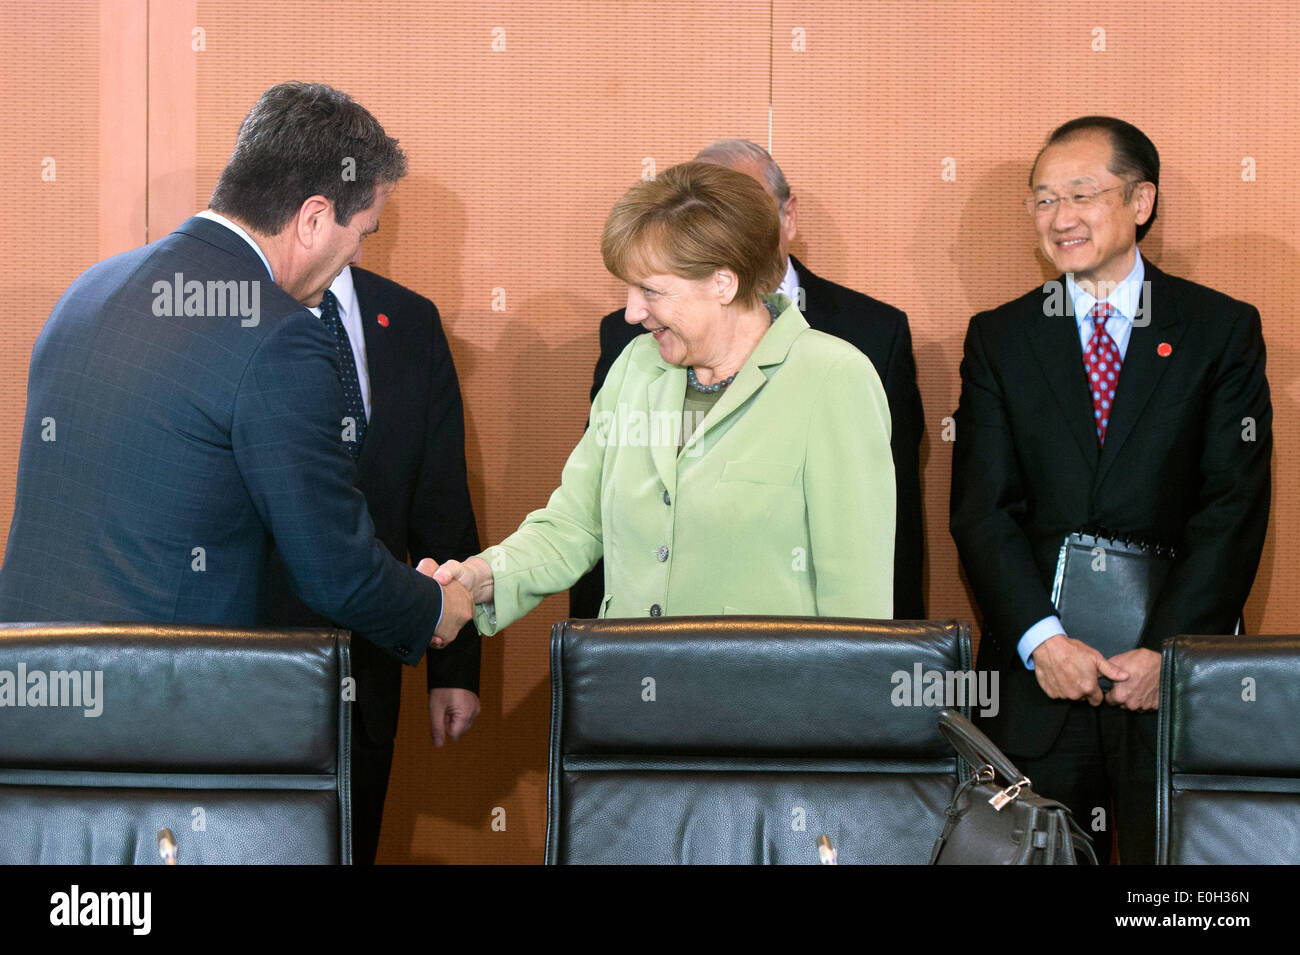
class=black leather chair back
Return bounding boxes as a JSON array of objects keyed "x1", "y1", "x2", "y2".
[
  {"x1": 1157, "y1": 633, "x2": 1300, "y2": 864},
  {"x1": 546, "y1": 617, "x2": 973, "y2": 864},
  {"x1": 0, "y1": 623, "x2": 351, "y2": 864}
]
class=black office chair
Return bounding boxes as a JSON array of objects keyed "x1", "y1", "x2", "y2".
[
  {"x1": 546, "y1": 616, "x2": 973, "y2": 864},
  {"x1": 0, "y1": 622, "x2": 352, "y2": 864},
  {"x1": 1157, "y1": 633, "x2": 1300, "y2": 864}
]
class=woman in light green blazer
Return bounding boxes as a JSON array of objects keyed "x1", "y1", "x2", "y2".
[{"x1": 433, "y1": 162, "x2": 895, "y2": 636}]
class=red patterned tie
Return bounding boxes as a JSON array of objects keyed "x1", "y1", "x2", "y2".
[{"x1": 1083, "y1": 302, "x2": 1121, "y2": 444}]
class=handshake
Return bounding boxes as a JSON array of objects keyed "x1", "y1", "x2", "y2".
[{"x1": 415, "y1": 556, "x2": 496, "y2": 649}]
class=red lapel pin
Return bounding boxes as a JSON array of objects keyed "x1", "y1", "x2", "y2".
[
  {"x1": 377, "y1": 313, "x2": 390, "y2": 327},
  {"x1": 1157, "y1": 342, "x2": 1172, "y2": 357}
]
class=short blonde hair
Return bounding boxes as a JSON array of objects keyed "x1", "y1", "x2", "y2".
[{"x1": 601, "y1": 162, "x2": 783, "y2": 309}]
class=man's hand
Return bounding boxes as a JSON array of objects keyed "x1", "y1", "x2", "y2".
[
  {"x1": 432, "y1": 556, "x2": 495, "y2": 605},
  {"x1": 429, "y1": 688, "x2": 481, "y2": 747},
  {"x1": 1104, "y1": 647, "x2": 1161, "y2": 712},
  {"x1": 1031, "y1": 633, "x2": 1130, "y2": 706},
  {"x1": 417, "y1": 558, "x2": 472, "y2": 648}
]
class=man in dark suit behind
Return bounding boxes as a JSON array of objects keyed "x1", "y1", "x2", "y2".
[
  {"x1": 950, "y1": 117, "x2": 1271, "y2": 863},
  {"x1": 0, "y1": 84, "x2": 471, "y2": 670},
  {"x1": 262, "y1": 262, "x2": 483, "y2": 864},
  {"x1": 571, "y1": 139, "x2": 925, "y2": 620}
]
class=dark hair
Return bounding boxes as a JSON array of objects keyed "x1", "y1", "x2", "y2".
[
  {"x1": 1032, "y1": 116, "x2": 1160, "y2": 242},
  {"x1": 209, "y1": 82, "x2": 407, "y2": 234},
  {"x1": 601, "y1": 162, "x2": 783, "y2": 310}
]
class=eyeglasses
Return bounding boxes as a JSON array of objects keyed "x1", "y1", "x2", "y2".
[{"x1": 1024, "y1": 183, "x2": 1137, "y2": 217}]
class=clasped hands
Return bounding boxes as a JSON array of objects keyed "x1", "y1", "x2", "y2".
[
  {"x1": 415, "y1": 556, "x2": 496, "y2": 649},
  {"x1": 1031, "y1": 634, "x2": 1161, "y2": 712}
]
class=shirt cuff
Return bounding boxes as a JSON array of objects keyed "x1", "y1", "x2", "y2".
[
  {"x1": 1018, "y1": 615, "x2": 1064, "y2": 670},
  {"x1": 435, "y1": 580, "x2": 444, "y2": 634}
]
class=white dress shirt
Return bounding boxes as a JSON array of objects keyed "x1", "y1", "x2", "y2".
[
  {"x1": 308, "y1": 266, "x2": 372, "y2": 420},
  {"x1": 777, "y1": 256, "x2": 801, "y2": 307}
]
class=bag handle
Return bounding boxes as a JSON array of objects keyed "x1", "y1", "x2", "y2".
[{"x1": 937, "y1": 708, "x2": 1029, "y2": 789}]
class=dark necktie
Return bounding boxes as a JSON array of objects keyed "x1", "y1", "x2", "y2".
[
  {"x1": 1083, "y1": 302, "x2": 1122, "y2": 445},
  {"x1": 319, "y1": 289, "x2": 367, "y2": 459}
]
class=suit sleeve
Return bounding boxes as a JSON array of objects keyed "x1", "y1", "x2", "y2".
[
  {"x1": 402, "y1": 299, "x2": 484, "y2": 695},
  {"x1": 233, "y1": 312, "x2": 442, "y2": 666},
  {"x1": 882, "y1": 314, "x2": 927, "y2": 618},
  {"x1": 1141, "y1": 304, "x2": 1271, "y2": 648},
  {"x1": 949, "y1": 314, "x2": 1058, "y2": 669},
  {"x1": 476, "y1": 344, "x2": 641, "y2": 635},
  {"x1": 804, "y1": 350, "x2": 895, "y2": 617}
]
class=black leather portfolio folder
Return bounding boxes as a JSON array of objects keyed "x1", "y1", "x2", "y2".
[{"x1": 1050, "y1": 531, "x2": 1175, "y2": 662}]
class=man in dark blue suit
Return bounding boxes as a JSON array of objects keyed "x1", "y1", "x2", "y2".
[
  {"x1": 571, "y1": 140, "x2": 925, "y2": 620},
  {"x1": 262, "y1": 261, "x2": 483, "y2": 863},
  {"x1": 0, "y1": 82, "x2": 471, "y2": 662}
]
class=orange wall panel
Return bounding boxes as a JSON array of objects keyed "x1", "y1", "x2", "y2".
[{"x1": 0, "y1": 1, "x2": 111, "y2": 550}]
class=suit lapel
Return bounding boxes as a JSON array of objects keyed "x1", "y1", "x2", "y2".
[
  {"x1": 1026, "y1": 281, "x2": 1100, "y2": 470},
  {"x1": 645, "y1": 302, "x2": 809, "y2": 486},
  {"x1": 681, "y1": 302, "x2": 808, "y2": 454},
  {"x1": 1095, "y1": 264, "x2": 1184, "y2": 487},
  {"x1": 646, "y1": 360, "x2": 685, "y2": 497}
]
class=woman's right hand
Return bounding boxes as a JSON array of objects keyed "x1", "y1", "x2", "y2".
[{"x1": 429, "y1": 556, "x2": 495, "y2": 605}]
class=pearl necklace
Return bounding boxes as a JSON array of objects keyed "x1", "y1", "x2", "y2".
[{"x1": 686, "y1": 367, "x2": 734, "y2": 393}]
